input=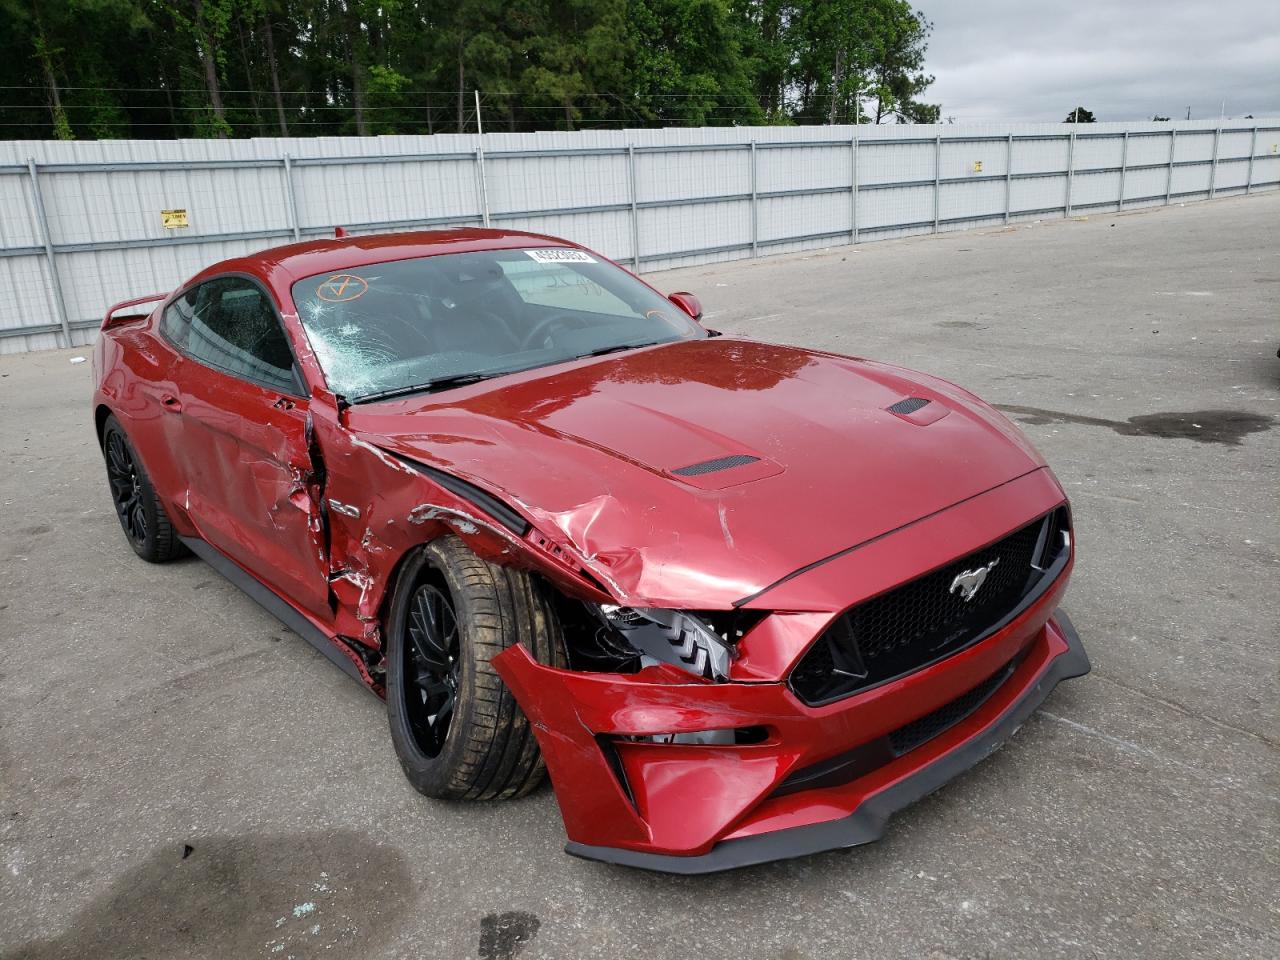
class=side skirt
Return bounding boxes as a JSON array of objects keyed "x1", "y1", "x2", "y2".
[{"x1": 180, "y1": 536, "x2": 380, "y2": 697}]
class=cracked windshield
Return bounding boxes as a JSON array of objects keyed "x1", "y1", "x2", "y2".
[{"x1": 292, "y1": 247, "x2": 703, "y2": 402}]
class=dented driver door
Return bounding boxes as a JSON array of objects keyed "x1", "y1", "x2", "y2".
[{"x1": 170, "y1": 277, "x2": 332, "y2": 621}]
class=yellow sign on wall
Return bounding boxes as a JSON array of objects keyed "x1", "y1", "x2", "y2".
[{"x1": 161, "y1": 209, "x2": 189, "y2": 229}]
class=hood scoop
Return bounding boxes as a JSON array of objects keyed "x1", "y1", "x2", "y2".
[
  {"x1": 672, "y1": 454, "x2": 761, "y2": 477},
  {"x1": 886, "y1": 396, "x2": 950, "y2": 426},
  {"x1": 665, "y1": 452, "x2": 782, "y2": 490},
  {"x1": 886, "y1": 396, "x2": 931, "y2": 415}
]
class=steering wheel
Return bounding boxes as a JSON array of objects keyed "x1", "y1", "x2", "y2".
[{"x1": 519, "y1": 311, "x2": 582, "y2": 350}]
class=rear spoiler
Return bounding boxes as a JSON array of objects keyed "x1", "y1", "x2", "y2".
[{"x1": 103, "y1": 292, "x2": 169, "y2": 331}]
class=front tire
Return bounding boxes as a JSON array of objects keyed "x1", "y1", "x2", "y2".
[
  {"x1": 386, "y1": 536, "x2": 565, "y2": 801},
  {"x1": 101, "y1": 414, "x2": 187, "y2": 563}
]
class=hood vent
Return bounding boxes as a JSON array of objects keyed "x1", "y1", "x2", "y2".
[
  {"x1": 672, "y1": 454, "x2": 761, "y2": 477},
  {"x1": 887, "y1": 397, "x2": 931, "y2": 415}
]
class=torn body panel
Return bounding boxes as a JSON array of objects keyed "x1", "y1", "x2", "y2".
[
  {"x1": 303, "y1": 393, "x2": 615, "y2": 665},
  {"x1": 173, "y1": 366, "x2": 331, "y2": 619}
]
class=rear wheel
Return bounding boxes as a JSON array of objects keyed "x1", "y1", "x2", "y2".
[
  {"x1": 386, "y1": 536, "x2": 564, "y2": 800},
  {"x1": 101, "y1": 414, "x2": 187, "y2": 563}
]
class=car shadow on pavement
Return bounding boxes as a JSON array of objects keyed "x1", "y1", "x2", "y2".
[{"x1": 2, "y1": 830, "x2": 411, "y2": 960}]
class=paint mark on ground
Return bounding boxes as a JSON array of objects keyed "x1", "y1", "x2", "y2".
[
  {"x1": 1036, "y1": 711, "x2": 1270, "y2": 800},
  {"x1": 479, "y1": 911, "x2": 541, "y2": 960},
  {"x1": 995, "y1": 406, "x2": 1272, "y2": 446},
  {"x1": 993, "y1": 372, "x2": 1050, "y2": 382}
]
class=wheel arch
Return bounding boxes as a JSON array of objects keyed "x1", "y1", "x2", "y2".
[
  {"x1": 94, "y1": 403, "x2": 115, "y2": 447},
  {"x1": 376, "y1": 538, "x2": 439, "y2": 656}
]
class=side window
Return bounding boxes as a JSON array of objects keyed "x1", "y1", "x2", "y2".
[
  {"x1": 183, "y1": 278, "x2": 298, "y2": 393},
  {"x1": 160, "y1": 289, "x2": 196, "y2": 351},
  {"x1": 497, "y1": 260, "x2": 638, "y2": 318}
]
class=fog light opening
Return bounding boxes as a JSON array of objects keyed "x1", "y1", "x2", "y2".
[{"x1": 616, "y1": 726, "x2": 769, "y2": 746}]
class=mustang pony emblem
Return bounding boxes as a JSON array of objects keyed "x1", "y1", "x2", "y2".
[{"x1": 950, "y1": 558, "x2": 1000, "y2": 602}]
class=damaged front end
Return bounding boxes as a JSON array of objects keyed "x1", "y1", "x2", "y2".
[
  {"x1": 570, "y1": 604, "x2": 758, "y2": 682},
  {"x1": 489, "y1": 470, "x2": 1089, "y2": 873},
  {"x1": 316, "y1": 400, "x2": 1088, "y2": 874}
]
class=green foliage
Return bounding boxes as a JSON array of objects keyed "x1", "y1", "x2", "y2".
[
  {"x1": 626, "y1": 0, "x2": 763, "y2": 126},
  {"x1": 367, "y1": 65, "x2": 410, "y2": 94},
  {"x1": 0, "y1": 0, "x2": 940, "y2": 139},
  {"x1": 1066, "y1": 106, "x2": 1096, "y2": 123}
]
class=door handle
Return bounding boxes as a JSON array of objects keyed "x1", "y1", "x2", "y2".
[{"x1": 160, "y1": 393, "x2": 183, "y2": 412}]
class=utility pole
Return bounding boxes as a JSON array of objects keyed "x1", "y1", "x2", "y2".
[
  {"x1": 828, "y1": 48, "x2": 844, "y2": 126},
  {"x1": 475, "y1": 90, "x2": 490, "y2": 228}
]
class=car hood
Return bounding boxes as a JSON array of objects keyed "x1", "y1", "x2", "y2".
[{"x1": 347, "y1": 337, "x2": 1047, "y2": 608}]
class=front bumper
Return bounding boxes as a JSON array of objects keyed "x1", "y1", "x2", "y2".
[
  {"x1": 567, "y1": 611, "x2": 1088, "y2": 873},
  {"x1": 494, "y1": 554, "x2": 1089, "y2": 873}
]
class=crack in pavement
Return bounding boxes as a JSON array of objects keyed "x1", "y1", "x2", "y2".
[{"x1": 1092, "y1": 671, "x2": 1278, "y2": 749}]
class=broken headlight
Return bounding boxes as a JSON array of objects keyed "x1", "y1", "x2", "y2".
[{"x1": 595, "y1": 606, "x2": 738, "y2": 681}]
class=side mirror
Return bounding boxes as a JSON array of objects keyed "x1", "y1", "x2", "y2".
[{"x1": 668, "y1": 291, "x2": 703, "y2": 322}]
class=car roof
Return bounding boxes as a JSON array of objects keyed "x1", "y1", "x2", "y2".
[{"x1": 188, "y1": 227, "x2": 580, "y2": 290}]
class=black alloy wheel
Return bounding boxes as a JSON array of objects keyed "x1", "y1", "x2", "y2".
[
  {"x1": 385, "y1": 536, "x2": 566, "y2": 801},
  {"x1": 100, "y1": 414, "x2": 187, "y2": 563},
  {"x1": 105, "y1": 428, "x2": 147, "y2": 546},
  {"x1": 403, "y1": 582, "x2": 462, "y2": 757}
]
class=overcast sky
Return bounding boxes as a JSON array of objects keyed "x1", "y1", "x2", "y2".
[{"x1": 918, "y1": 1, "x2": 1280, "y2": 122}]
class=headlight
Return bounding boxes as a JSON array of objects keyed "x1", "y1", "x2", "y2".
[{"x1": 596, "y1": 605, "x2": 736, "y2": 681}]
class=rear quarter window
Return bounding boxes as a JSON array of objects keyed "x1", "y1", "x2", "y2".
[{"x1": 160, "y1": 291, "x2": 195, "y2": 351}]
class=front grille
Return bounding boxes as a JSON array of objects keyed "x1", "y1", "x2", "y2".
[
  {"x1": 887, "y1": 659, "x2": 1014, "y2": 755},
  {"x1": 789, "y1": 506, "x2": 1069, "y2": 706},
  {"x1": 772, "y1": 657, "x2": 1019, "y2": 798}
]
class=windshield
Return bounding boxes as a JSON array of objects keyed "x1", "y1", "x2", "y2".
[{"x1": 291, "y1": 247, "x2": 704, "y2": 402}]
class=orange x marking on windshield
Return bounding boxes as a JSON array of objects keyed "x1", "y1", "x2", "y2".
[{"x1": 316, "y1": 274, "x2": 369, "y2": 302}]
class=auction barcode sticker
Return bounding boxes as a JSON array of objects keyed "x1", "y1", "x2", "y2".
[{"x1": 525, "y1": 248, "x2": 596, "y2": 264}]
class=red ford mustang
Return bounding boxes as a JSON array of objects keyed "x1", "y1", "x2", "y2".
[{"x1": 93, "y1": 228, "x2": 1088, "y2": 873}]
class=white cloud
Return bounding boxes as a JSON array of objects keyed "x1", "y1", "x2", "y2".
[{"x1": 916, "y1": 0, "x2": 1280, "y2": 121}]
